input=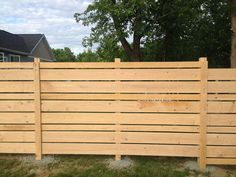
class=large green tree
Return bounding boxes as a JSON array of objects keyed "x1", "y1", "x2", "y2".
[
  {"x1": 52, "y1": 47, "x2": 76, "y2": 62},
  {"x1": 231, "y1": 0, "x2": 236, "y2": 67},
  {"x1": 77, "y1": 49, "x2": 100, "y2": 62},
  {"x1": 75, "y1": 0, "x2": 157, "y2": 61},
  {"x1": 75, "y1": 0, "x2": 231, "y2": 67}
]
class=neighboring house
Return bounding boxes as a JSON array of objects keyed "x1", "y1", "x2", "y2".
[{"x1": 0, "y1": 30, "x2": 55, "y2": 62}]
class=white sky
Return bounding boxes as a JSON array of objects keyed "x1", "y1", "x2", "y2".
[{"x1": 0, "y1": 0, "x2": 93, "y2": 54}]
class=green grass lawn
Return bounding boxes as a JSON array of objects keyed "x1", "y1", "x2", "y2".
[{"x1": 0, "y1": 155, "x2": 235, "y2": 177}]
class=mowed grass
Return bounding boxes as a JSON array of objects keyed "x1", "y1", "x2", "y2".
[{"x1": 0, "y1": 155, "x2": 213, "y2": 177}]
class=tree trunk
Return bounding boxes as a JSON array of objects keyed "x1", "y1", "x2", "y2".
[
  {"x1": 132, "y1": 33, "x2": 141, "y2": 62},
  {"x1": 231, "y1": 0, "x2": 236, "y2": 67},
  {"x1": 119, "y1": 36, "x2": 141, "y2": 62}
]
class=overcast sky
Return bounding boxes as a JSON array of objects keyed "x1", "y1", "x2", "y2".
[{"x1": 0, "y1": 0, "x2": 93, "y2": 54}]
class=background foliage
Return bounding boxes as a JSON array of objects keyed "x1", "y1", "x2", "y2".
[{"x1": 53, "y1": 0, "x2": 231, "y2": 68}]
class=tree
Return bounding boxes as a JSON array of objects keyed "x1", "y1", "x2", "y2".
[
  {"x1": 231, "y1": 0, "x2": 236, "y2": 67},
  {"x1": 77, "y1": 49, "x2": 100, "y2": 62},
  {"x1": 52, "y1": 47, "x2": 76, "y2": 62},
  {"x1": 96, "y1": 36, "x2": 128, "y2": 61},
  {"x1": 75, "y1": 0, "x2": 231, "y2": 67},
  {"x1": 143, "y1": 0, "x2": 230, "y2": 67},
  {"x1": 75, "y1": 0, "x2": 158, "y2": 61}
]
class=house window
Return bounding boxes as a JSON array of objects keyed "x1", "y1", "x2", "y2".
[
  {"x1": 9, "y1": 55, "x2": 20, "y2": 62},
  {"x1": 0, "y1": 52, "x2": 4, "y2": 62}
]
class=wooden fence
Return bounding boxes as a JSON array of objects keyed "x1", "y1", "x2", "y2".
[{"x1": 0, "y1": 58, "x2": 235, "y2": 170}]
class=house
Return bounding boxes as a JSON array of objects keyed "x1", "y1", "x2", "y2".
[{"x1": 0, "y1": 30, "x2": 55, "y2": 62}]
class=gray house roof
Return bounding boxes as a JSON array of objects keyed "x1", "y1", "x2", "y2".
[
  {"x1": 18, "y1": 34, "x2": 44, "y2": 53},
  {"x1": 0, "y1": 30, "x2": 54, "y2": 61},
  {"x1": 0, "y1": 30, "x2": 29, "y2": 54}
]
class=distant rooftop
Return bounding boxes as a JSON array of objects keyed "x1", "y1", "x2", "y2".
[{"x1": 0, "y1": 30, "x2": 44, "y2": 54}]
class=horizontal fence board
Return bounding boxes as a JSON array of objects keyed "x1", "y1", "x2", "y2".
[
  {"x1": 207, "y1": 158, "x2": 236, "y2": 165},
  {"x1": 207, "y1": 114, "x2": 236, "y2": 126},
  {"x1": 208, "y1": 94, "x2": 236, "y2": 101},
  {"x1": 0, "y1": 125, "x2": 34, "y2": 131},
  {"x1": 207, "y1": 127, "x2": 236, "y2": 133},
  {"x1": 42, "y1": 143, "x2": 198, "y2": 157},
  {"x1": 208, "y1": 102, "x2": 236, "y2": 113},
  {"x1": 0, "y1": 131, "x2": 34, "y2": 142},
  {"x1": 121, "y1": 125, "x2": 199, "y2": 132},
  {"x1": 42, "y1": 124, "x2": 115, "y2": 131},
  {"x1": 208, "y1": 82, "x2": 236, "y2": 93},
  {"x1": 0, "y1": 113, "x2": 34, "y2": 124},
  {"x1": 0, "y1": 143, "x2": 34, "y2": 153},
  {"x1": 43, "y1": 132, "x2": 115, "y2": 143},
  {"x1": 0, "y1": 70, "x2": 34, "y2": 80},
  {"x1": 41, "y1": 93, "x2": 200, "y2": 101},
  {"x1": 42, "y1": 113, "x2": 199, "y2": 125},
  {"x1": 41, "y1": 81, "x2": 200, "y2": 94},
  {"x1": 40, "y1": 125, "x2": 199, "y2": 132},
  {"x1": 0, "y1": 82, "x2": 34, "y2": 93},
  {"x1": 207, "y1": 146, "x2": 236, "y2": 158},
  {"x1": 42, "y1": 101, "x2": 200, "y2": 113},
  {"x1": 207, "y1": 134, "x2": 236, "y2": 145},
  {"x1": 119, "y1": 144, "x2": 198, "y2": 157},
  {"x1": 0, "y1": 101, "x2": 34, "y2": 112},
  {"x1": 40, "y1": 62, "x2": 201, "y2": 69},
  {"x1": 42, "y1": 132, "x2": 198, "y2": 144},
  {"x1": 0, "y1": 94, "x2": 34, "y2": 100},
  {"x1": 41, "y1": 69, "x2": 200, "y2": 81},
  {"x1": 43, "y1": 143, "x2": 116, "y2": 155},
  {"x1": 0, "y1": 63, "x2": 33, "y2": 69},
  {"x1": 208, "y1": 69, "x2": 236, "y2": 80},
  {"x1": 120, "y1": 132, "x2": 198, "y2": 144}
]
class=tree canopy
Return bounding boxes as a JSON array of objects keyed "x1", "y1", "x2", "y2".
[
  {"x1": 52, "y1": 47, "x2": 76, "y2": 62},
  {"x1": 74, "y1": 0, "x2": 231, "y2": 67}
]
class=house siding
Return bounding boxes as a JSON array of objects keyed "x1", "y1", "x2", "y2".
[
  {"x1": 31, "y1": 38, "x2": 54, "y2": 61},
  {"x1": 0, "y1": 50, "x2": 33, "y2": 62}
]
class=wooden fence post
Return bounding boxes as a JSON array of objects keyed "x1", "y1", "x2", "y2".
[
  {"x1": 34, "y1": 58, "x2": 42, "y2": 160},
  {"x1": 198, "y1": 57, "x2": 208, "y2": 170},
  {"x1": 115, "y1": 58, "x2": 121, "y2": 161}
]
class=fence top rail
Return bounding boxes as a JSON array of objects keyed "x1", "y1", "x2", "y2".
[{"x1": 39, "y1": 61, "x2": 201, "y2": 69}]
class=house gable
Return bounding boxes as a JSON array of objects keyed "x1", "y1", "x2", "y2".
[{"x1": 30, "y1": 37, "x2": 55, "y2": 61}]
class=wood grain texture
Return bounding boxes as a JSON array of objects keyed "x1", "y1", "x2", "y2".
[
  {"x1": 42, "y1": 143, "x2": 198, "y2": 157},
  {"x1": 42, "y1": 113, "x2": 199, "y2": 125},
  {"x1": 0, "y1": 101, "x2": 34, "y2": 112},
  {"x1": 34, "y1": 58, "x2": 42, "y2": 160},
  {"x1": 0, "y1": 82, "x2": 34, "y2": 92},
  {"x1": 0, "y1": 62, "x2": 33, "y2": 69},
  {"x1": 41, "y1": 81, "x2": 200, "y2": 93},
  {"x1": 41, "y1": 101, "x2": 200, "y2": 113},
  {"x1": 0, "y1": 143, "x2": 34, "y2": 153},
  {"x1": 40, "y1": 62, "x2": 201, "y2": 69},
  {"x1": 0, "y1": 61, "x2": 235, "y2": 166},
  {"x1": 0, "y1": 70, "x2": 34, "y2": 80},
  {"x1": 40, "y1": 69, "x2": 200, "y2": 81},
  {"x1": 41, "y1": 93, "x2": 200, "y2": 101},
  {"x1": 207, "y1": 158, "x2": 236, "y2": 165},
  {"x1": 198, "y1": 57, "x2": 208, "y2": 170},
  {"x1": 208, "y1": 69, "x2": 236, "y2": 80}
]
